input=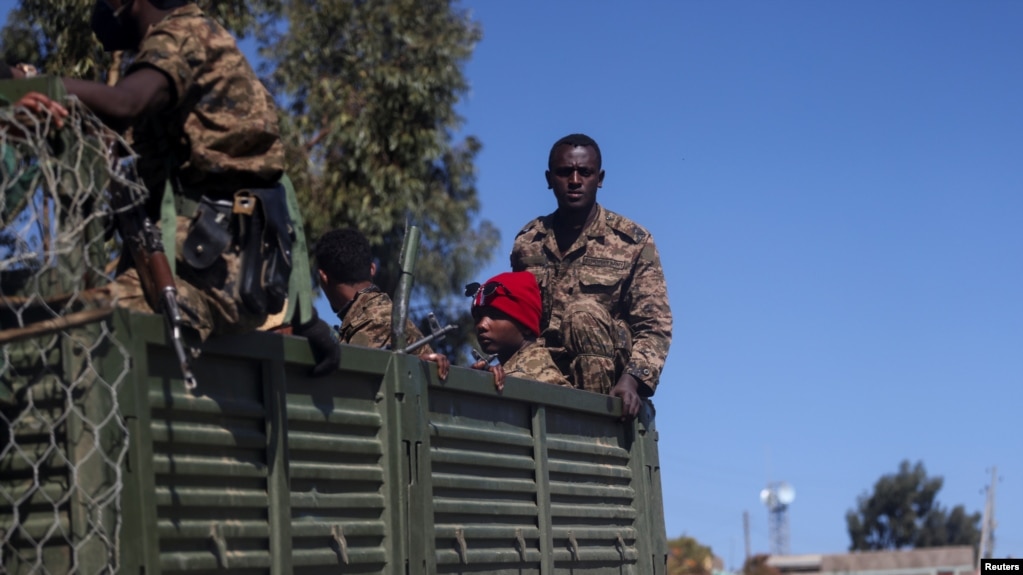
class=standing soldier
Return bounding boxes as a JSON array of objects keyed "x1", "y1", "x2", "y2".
[
  {"x1": 61, "y1": 0, "x2": 339, "y2": 375},
  {"x1": 511, "y1": 133, "x2": 672, "y2": 418}
]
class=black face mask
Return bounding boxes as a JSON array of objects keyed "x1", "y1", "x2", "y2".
[{"x1": 91, "y1": 0, "x2": 138, "y2": 52}]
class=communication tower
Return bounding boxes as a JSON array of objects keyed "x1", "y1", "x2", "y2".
[{"x1": 760, "y1": 481, "x2": 795, "y2": 556}]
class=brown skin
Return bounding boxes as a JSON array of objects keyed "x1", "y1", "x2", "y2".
[
  {"x1": 62, "y1": 0, "x2": 174, "y2": 132},
  {"x1": 12, "y1": 92, "x2": 69, "y2": 129},
  {"x1": 471, "y1": 360, "x2": 505, "y2": 392},
  {"x1": 546, "y1": 144, "x2": 603, "y2": 254},
  {"x1": 318, "y1": 263, "x2": 450, "y2": 380},
  {"x1": 471, "y1": 306, "x2": 533, "y2": 392},
  {"x1": 545, "y1": 144, "x2": 642, "y2": 420}
]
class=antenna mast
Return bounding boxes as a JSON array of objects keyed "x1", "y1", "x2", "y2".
[
  {"x1": 761, "y1": 482, "x2": 794, "y2": 556},
  {"x1": 977, "y1": 466, "x2": 998, "y2": 571}
]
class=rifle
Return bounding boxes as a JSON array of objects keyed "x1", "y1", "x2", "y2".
[
  {"x1": 109, "y1": 157, "x2": 198, "y2": 389},
  {"x1": 399, "y1": 312, "x2": 457, "y2": 355},
  {"x1": 471, "y1": 348, "x2": 499, "y2": 367}
]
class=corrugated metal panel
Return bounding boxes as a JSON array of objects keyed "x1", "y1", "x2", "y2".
[
  {"x1": 286, "y1": 373, "x2": 390, "y2": 575},
  {"x1": 3, "y1": 311, "x2": 668, "y2": 575},
  {"x1": 147, "y1": 357, "x2": 273, "y2": 575},
  {"x1": 546, "y1": 408, "x2": 638, "y2": 575},
  {"x1": 429, "y1": 392, "x2": 542, "y2": 572}
]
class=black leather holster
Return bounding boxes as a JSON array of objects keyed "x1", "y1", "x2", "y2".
[{"x1": 232, "y1": 185, "x2": 293, "y2": 316}]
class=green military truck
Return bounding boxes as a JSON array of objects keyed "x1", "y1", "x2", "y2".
[{"x1": 0, "y1": 78, "x2": 667, "y2": 574}]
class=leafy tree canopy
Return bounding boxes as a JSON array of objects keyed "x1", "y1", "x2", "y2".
[
  {"x1": 667, "y1": 535, "x2": 717, "y2": 575},
  {"x1": 846, "y1": 460, "x2": 981, "y2": 552},
  {"x1": 1, "y1": 0, "x2": 498, "y2": 360}
]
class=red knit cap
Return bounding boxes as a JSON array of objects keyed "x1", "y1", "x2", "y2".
[{"x1": 471, "y1": 271, "x2": 542, "y2": 337}]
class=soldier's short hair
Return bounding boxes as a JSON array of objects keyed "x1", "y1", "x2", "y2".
[
  {"x1": 316, "y1": 228, "x2": 373, "y2": 285},
  {"x1": 548, "y1": 133, "x2": 602, "y2": 170}
]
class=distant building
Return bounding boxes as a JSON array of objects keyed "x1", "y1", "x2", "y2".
[{"x1": 767, "y1": 547, "x2": 974, "y2": 575}]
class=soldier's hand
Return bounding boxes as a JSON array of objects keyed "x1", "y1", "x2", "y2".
[
  {"x1": 293, "y1": 310, "x2": 341, "y2": 377},
  {"x1": 423, "y1": 353, "x2": 450, "y2": 381},
  {"x1": 15, "y1": 91, "x2": 68, "y2": 129},
  {"x1": 471, "y1": 359, "x2": 505, "y2": 391},
  {"x1": 610, "y1": 374, "x2": 642, "y2": 421}
]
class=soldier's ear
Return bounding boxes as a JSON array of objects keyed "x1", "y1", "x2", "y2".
[
  {"x1": 545, "y1": 170, "x2": 553, "y2": 189},
  {"x1": 369, "y1": 261, "x2": 377, "y2": 279},
  {"x1": 598, "y1": 169, "x2": 605, "y2": 188},
  {"x1": 317, "y1": 268, "x2": 330, "y2": 289}
]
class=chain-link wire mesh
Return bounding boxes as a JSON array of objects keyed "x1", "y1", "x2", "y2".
[{"x1": 1, "y1": 93, "x2": 147, "y2": 574}]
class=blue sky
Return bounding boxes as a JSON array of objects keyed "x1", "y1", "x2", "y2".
[
  {"x1": 449, "y1": 0, "x2": 1022, "y2": 564},
  {"x1": 3, "y1": 0, "x2": 1018, "y2": 565}
]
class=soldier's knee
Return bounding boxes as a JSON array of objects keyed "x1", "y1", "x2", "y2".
[{"x1": 561, "y1": 300, "x2": 615, "y2": 357}]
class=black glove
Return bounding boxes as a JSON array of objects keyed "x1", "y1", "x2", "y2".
[{"x1": 293, "y1": 310, "x2": 341, "y2": 377}]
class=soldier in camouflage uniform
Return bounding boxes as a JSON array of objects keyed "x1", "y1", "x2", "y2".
[
  {"x1": 511, "y1": 133, "x2": 672, "y2": 418},
  {"x1": 315, "y1": 228, "x2": 451, "y2": 379},
  {"x1": 62, "y1": 0, "x2": 339, "y2": 375},
  {"x1": 468, "y1": 271, "x2": 571, "y2": 391}
]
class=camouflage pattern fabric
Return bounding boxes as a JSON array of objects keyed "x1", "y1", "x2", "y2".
[
  {"x1": 556, "y1": 298, "x2": 634, "y2": 394},
  {"x1": 128, "y1": 4, "x2": 284, "y2": 199},
  {"x1": 503, "y1": 340, "x2": 572, "y2": 387},
  {"x1": 101, "y1": 216, "x2": 267, "y2": 340},
  {"x1": 511, "y1": 203, "x2": 672, "y2": 395},
  {"x1": 337, "y1": 290, "x2": 434, "y2": 357},
  {"x1": 99, "y1": 4, "x2": 288, "y2": 339}
]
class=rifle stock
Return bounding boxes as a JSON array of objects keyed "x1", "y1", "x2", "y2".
[{"x1": 110, "y1": 159, "x2": 198, "y2": 389}]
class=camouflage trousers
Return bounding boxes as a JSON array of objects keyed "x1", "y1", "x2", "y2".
[
  {"x1": 100, "y1": 216, "x2": 267, "y2": 340},
  {"x1": 547, "y1": 299, "x2": 632, "y2": 394}
]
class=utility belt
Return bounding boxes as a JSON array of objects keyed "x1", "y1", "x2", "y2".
[{"x1": 178, "y1": 185, "x2": 294, "y2": 317}]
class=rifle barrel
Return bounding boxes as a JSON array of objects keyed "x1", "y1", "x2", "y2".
[{"x1": 399, "y1": 323, "x2": 457, "y2": 355}]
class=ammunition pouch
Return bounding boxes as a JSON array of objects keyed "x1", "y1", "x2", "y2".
[
  {"x1": 233, "y1": 185, "x2": 293, "y2": 316},
  {"x1": 181, "y1": 197, "x2": 233, "y2": 270}
]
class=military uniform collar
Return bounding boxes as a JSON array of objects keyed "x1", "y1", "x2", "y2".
[
  {"x1": 543, "y1": 204, "x2": 608, "y2": 257},
  {"x1": 335, "y1": 284, "x2": 381, "y2": 323},
  {"x1": 535, "y1": 203, "x2": 608, "y2": 237}
]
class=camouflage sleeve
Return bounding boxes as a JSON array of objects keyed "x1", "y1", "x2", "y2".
[
  {"x1": 346, "y1": 320, "x2": 392, "y2": 349},
  {"x1": 622, "y1": 236, "x2": 672, "y2": 394},
  {"x1": 505, "y1": 345, "x2": 572, "y2": 387},
  {"x1": 344, "y1": 296, "x2": 395, "y2": 349},
  {"x1": 510, "y1": 232, "x2": 527, "y2": 271},
  {"x1": 509, "y1": 219, "x2": 544, "y2": 272},
  {"x1": 129, "y1": 22, "x2": 202, "y2": 106}
]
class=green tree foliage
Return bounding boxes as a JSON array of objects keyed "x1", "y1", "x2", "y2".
[
  {"x1": 846, "y1": 460, "x2": 981, "y2": 552},
  {"x1": 265, "y1": 0, "x2": 498, "y2": 357},
  {"x1": 667, "y1": 536, "x2": 716, "y2": 575},
  {"x1": 0, "y1": 0, "x2": 279, "y2": 78},
  {"x1": 2, "y1": 0, "x2": 498, "y2": 359},
  {"x1": 1, "y1": 0, "x2": 104, "y2": 78}
]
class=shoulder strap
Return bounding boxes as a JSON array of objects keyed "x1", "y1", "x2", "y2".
[
  {"x1": 281, "y1": 173, "x2": 312, "y2": 326},
  {"x1": 159, "y1": 178, "x2": 177, "y2": 275}
]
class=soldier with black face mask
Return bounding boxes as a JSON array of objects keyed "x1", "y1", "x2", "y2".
[{"x1": 61, "y1": 0, "x2": 340, "y2": 377}]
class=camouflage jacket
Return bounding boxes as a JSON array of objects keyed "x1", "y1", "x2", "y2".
[
  {"x1": 337, "y1": 290, "x2": 433, "y2": 357},
  {"x1": 128, "y1": 3, "x2": 285, "y2": 199},
  {"x1": 510, "y1": 203, "x2": 672, "y2": 393},
  {"x1": 503, "y1": 341, "x2": 572, "y2": 387}
]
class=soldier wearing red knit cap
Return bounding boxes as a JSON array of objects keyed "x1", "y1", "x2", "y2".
[{"x1": 468, "y1": 272, "x2": 570, "y2": 391}]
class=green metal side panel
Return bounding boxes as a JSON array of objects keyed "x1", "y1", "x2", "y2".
[
  {"x1": 417, "y1": 371, "x2": 657, "y2": 575},
  {"x1": 285, "y1": 345, "x2": 394, "y2": 573},
  {"x1": 2, "y1": 310, "x2": 668, "y2": 574}
]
